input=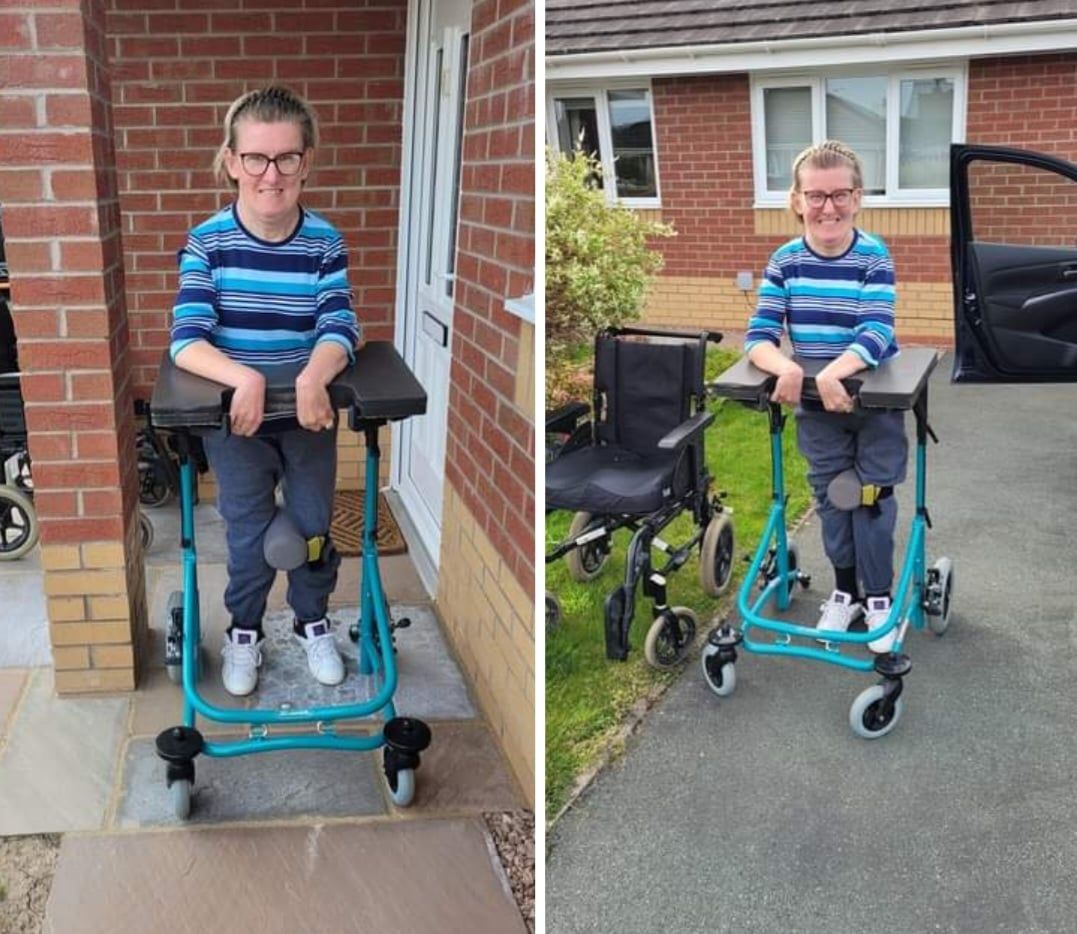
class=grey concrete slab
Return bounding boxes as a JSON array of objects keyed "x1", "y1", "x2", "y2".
[
  {"x1": 45, "y1": 819, "x2": 526, "y2": 934},
  {"x1": 0, "y1": 668, "x2": 129, "y2": 834},
  {"x1": 547, "y1": 363, "x2": 1077, "y2": 934},
  {"x1": 0, "y1": 667, "x2": 27, "y2": 740},
  {"x1": 143, "y1": 501, "x2": 228, "y2": 566},
  {"x1": 0, "y1": 558, "x2": 51, "y2": 667},
  {"x1": 253, "y1": 604, "x2": 476, "y2": 720},
  {"x1": 116, "y1": 735, "x2": 387, "y2": 828}
]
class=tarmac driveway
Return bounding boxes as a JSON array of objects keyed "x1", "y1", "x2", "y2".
[{"x1": 547, "y1": 358, "x2": 1077, "y2": 934}]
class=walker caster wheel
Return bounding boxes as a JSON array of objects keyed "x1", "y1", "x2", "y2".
[
  {"x1": 565, "y1": 511, "x2": 611, "y2": 582},
  {"x1": 643, "y1": 607, "x2": 697, "y2": 670},
  {"x1": 383, "y1": 717, "x2": 431, "y2": 808},
  {"x1": 700, "y1": 512, "x2": 735, "y2": 597},
  {"x1": 849, "y1": 682, "x2": 904, "y2": 739},
  {"x1": 925, "y1": 557, "x2": 954, "y2": 635},
  {"x1": 170, "y1": 778, "x2": 192, "y2": 820},
  {"x1": 701, "y1": 650, "x2": 736, "y2": 697},
  {"x1": 784, "y1": 543, "x2": 801, "y2": 599},
  {"x1": 385, "y1": 765, "x2": 416, "y2": 807},
  {"x1": 348, "y1": 623, "x2": 359, "y2": 643}
]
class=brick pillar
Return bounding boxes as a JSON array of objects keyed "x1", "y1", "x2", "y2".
[{"x1": 1, "y1": 0, "x2": 147, "y2": 691}]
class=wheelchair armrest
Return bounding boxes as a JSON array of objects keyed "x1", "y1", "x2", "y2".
[
  {"x1": 657, "y1": 410, "x2": 714, "y2": 451},
  {"x1": 546, "y1": 401, "x2": 589, "y2": 434}
]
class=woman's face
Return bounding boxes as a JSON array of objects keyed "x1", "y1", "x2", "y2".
[
  {"x1": 225, "y1": 118, "x2": 310, "y2": 231},
  {"x1": 793, "y1": 164, "x2": 861, "y2": 256}
]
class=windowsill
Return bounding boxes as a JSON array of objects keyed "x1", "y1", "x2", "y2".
[{"x1": 504, "y1": 293, "x2": 534, "y2": 324}]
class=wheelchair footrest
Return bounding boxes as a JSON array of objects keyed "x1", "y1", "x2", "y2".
[{"x1": 603, "y1": 585, "x2": 633, "y2": 661}]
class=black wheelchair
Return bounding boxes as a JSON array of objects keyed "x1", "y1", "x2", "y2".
[
  {"x1": 0, "y1": 372, "x2": 38, "y2": 559},
  {"x1": 546, "y1": 326, "x2": 735, "y2": 669}
]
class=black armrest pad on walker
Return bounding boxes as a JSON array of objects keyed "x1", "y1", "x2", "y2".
[
  {"x1": 150, "y1": 341, "x2": 427, "y2": 430},
  {"x1": 709, "y1": 348, "x2": 939, "y2": 411},
  {"x1": 546, "y1": 401, "x2": 589, "y2": 434},
  {"x1": 658, "y1": 409, "x2": 715, "y2": 451}
]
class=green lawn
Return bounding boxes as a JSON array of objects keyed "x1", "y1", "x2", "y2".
[{"x1": 545, "y1": 347, "x2": 813, "y2": 816}]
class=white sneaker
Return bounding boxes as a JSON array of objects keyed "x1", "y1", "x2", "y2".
[
  {"x1": 221, "y1": 628, "x2": 262, "y2": 697},
  {"x1": 815, "y1": 590, "x2": 861, "y2": 641},
  {"x1": 865, "y1": 596, "x2": 897, "y2": 654},
  {"x1": 294, "y1": 619, "x2": 345, "y2": 686}
]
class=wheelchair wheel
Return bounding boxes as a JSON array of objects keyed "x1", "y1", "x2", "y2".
[
  {"x1": 643, "y1": 607, "x2": 697, "y2": 670},
  {"x1": 565, "y1": 511, "x2": 611, "y2": 582},
  {"x1": 700, "y1": 512, "x2": 735, "y2": 597},
  {"x1": 0, "y1": 486, "x2": 38, "y2": 560},
  {"x1": 545, "y1": 592, "x2": 562, "y2": 633}
]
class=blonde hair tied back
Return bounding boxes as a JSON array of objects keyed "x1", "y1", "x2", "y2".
[
  {"x1": 788, "y1": 139, "x2": 864, "y2": 220},
  {"x1": 212, "y1": 85, "x2": 319, "y2": 190}
]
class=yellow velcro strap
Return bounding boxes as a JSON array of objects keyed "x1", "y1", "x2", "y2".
[
  {"x1": 306, "y1": 535, "x2": 326, "y2": 563},
  {"x1": 860, "y1": 485, "x2": 882, "y2": 507}
]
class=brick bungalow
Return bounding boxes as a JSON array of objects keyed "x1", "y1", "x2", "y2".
[
  {"x1": 1, "y1": 0, "x2": 536, "y2": 801},
  {"x1": 546, "y1": 0, "x2": 1077, "y2": 345}
]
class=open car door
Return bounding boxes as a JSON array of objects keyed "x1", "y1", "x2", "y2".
[{"x1": 951, "y1": 143, "x2": 1077, "y2": 382}]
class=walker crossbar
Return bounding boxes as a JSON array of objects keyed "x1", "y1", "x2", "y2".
[
  {"x1": 704, "y1": 348, "x2": 950, "y2": 737},
  {"x1": 151, "y1": 342, "x2": 431, "y2": 812}
]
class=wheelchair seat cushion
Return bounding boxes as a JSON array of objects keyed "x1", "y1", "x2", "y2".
[{"x1": 546, "y1": 444, "x2": 684, "y2": 515}]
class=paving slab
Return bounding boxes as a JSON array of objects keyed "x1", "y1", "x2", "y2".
[
  {"x1": 45, "y1": 818, "x2": 527, "y2": 933},
  {"x1": 0, "y1": 551, "x2": 52, "y2": 667},
  {"x1": 0, "y1": 668, "x2": 129, "y2": 834},
  {"x1": 143, "y1": 502, "x2": 228, "y2": 566},
  {"x1": 548, "y1": 366, "x2": 1077, "y2": 934},
  {"x1": 0, "y1": 667, "x2": 27, "y2": 740},
  {"x1": 117, "y1": 735, "x2": 388, "y2": 828}
]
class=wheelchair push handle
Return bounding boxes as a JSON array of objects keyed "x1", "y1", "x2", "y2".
[{"x1": 604, "y1": 325, "x2": 724, "y2": 346}]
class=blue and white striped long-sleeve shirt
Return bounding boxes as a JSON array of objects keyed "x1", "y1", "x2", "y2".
[
  {"x1": 744, "y1": 230, "x2": 897, "y2": 368},
  {"x1": 170, "y1": 204, "x2": 360, "y2": 367}
]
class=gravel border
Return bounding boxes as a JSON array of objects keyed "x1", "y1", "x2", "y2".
[{"x1": 484, "y1": 810, "x2": 535, "y2": 932}]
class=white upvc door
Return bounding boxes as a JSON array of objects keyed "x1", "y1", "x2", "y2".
[{"x1": 394, "y1": 0, "x2": 471, "y2": 568}]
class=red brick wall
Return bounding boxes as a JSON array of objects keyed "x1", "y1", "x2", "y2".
[
  {"x1": 106, "y1": 0, "x2": 408, "y2": 395},
  {"x1": 0, "y1": 0, "x2": 140, "y2": 547},
  {"x1": 965, "y1": 53, "x2": 1077, "y2": 246},
  {"x1": 649, "y1": 56, "x2": 1077, "y2": 300},
  {"x1": 446, "y1": 0, "x2": 534, "y2": 593}
]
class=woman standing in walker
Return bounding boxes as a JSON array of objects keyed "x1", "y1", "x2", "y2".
[
  {"x1": 745, "y1": 140, "x2": 904, "y2": 653},
  {"x1": 170, "y1": 86, "x2": 361, "y2": 696}
]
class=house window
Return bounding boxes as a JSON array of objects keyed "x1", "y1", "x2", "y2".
[
  {"x1": 549, "y1": 85, "x2": 661, "y2": 206},
  {"x1": 752, "y1": 67, "x2": 964, "y2": 205}
]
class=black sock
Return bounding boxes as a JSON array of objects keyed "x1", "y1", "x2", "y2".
[{"x1": 834, "y1": 566, "x2": 859, "y2": 601}]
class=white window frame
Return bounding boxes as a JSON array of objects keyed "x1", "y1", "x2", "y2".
[
  {"x1": 751, "y1": 63, "x2": 967, "y2": 208},
  {"x1": 547, "y1": 79, "x2": 662, "y2": 208}
]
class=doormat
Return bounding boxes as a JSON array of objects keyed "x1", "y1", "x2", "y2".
[{"x1": 330, "y1": 489, "x2": 407, "y2": 557}]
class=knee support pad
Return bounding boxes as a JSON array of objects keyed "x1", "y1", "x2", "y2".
[
  {"x1": 264, "y1": 509, "x2": 331, "y2": 571},
  {"x1": 826, "y1": 469, "x2": 893, "y2": 513}
]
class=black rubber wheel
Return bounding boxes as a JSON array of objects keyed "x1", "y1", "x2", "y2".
[
  {"x1": 0, "y1": 486, "x2": 38, "y2": 560},
  {"x1": 643, "y1": 607, "x2": 698, "y2": 670},
  {"x1": 700, "y1": 512, "x2": 735, "y2": 597},
  {"x1": 565, "y1": 511, "x2": 611, "y2": 582}
]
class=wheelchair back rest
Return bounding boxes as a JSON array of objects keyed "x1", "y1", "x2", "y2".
[
  {"x1": 594, "y1": 336, "x2": 704, "y2": 453},
  {"x1": 0, "y1": 374, "x2": 27, "y2": 439}
]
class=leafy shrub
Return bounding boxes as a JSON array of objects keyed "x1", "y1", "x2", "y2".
[{"x1": 545, "y1": 148, "x2": 674, "y2": 403}]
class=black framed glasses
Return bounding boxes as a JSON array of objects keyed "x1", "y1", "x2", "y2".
[
  {"x1": 800, "y1": 188, "x2": 857, "y2": 208},
  {"x1": 238, "y1": 151, "x2": 306, "y2": 176}
]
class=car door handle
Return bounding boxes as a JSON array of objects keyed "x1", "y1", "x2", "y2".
[{"x1": 1062, "y1": 266, "x2": 1077, "y2": 280}]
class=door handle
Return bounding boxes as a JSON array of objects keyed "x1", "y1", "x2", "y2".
[{"x1": 1062, "y1": 266, "x2": 1077, "y2": 280}]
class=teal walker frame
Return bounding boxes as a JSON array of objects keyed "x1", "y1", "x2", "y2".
[
  {"x1": 151, "y1": 343, "x2": 431, "y2": 818},
  {"x1": 701, "y1": 349, "x2": 954, "y2": 738}
]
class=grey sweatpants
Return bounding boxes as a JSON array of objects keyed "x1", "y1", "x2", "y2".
[
  {"x1": 202, "y1": 424, "x2": 340, "y2": 629},
  {"x1": 795, "y1": 406, "x2": 908, "y2": 595}
]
